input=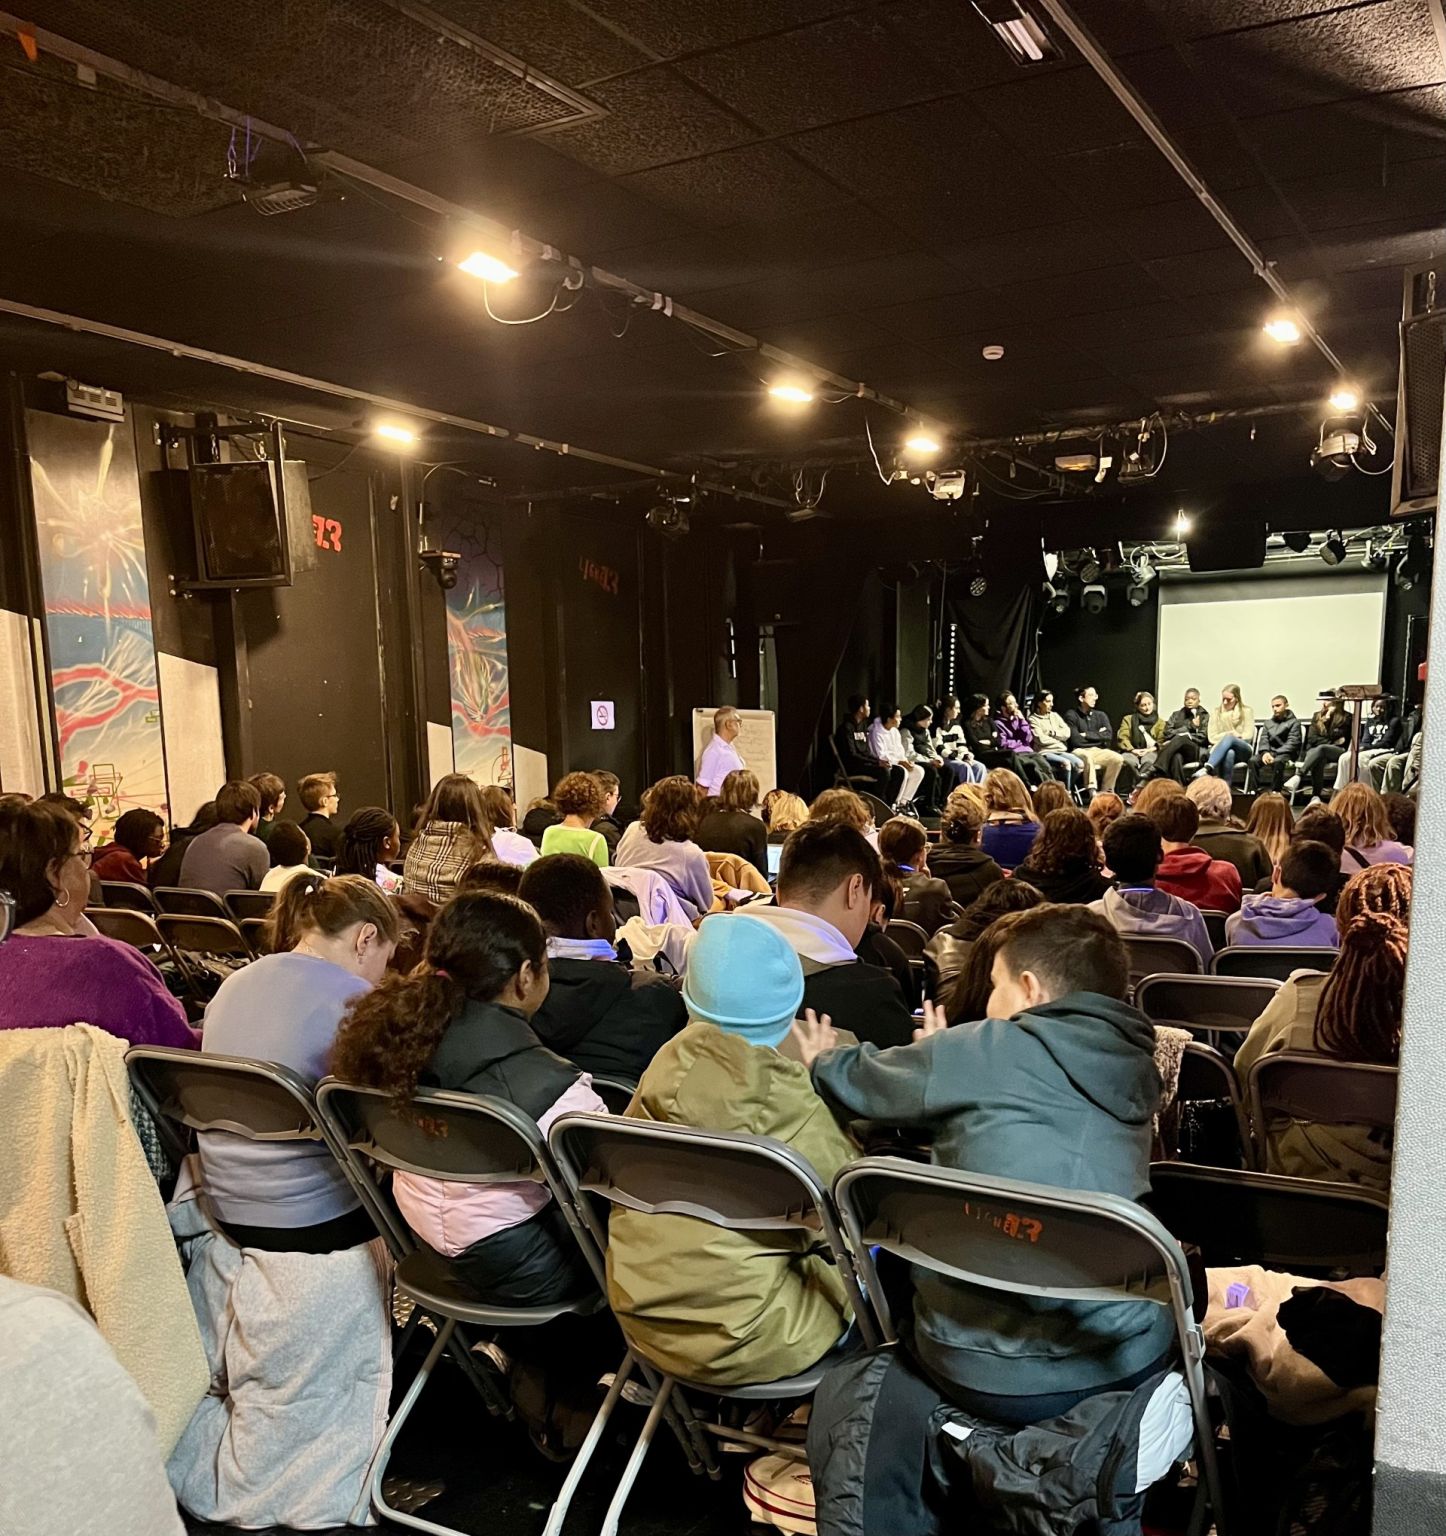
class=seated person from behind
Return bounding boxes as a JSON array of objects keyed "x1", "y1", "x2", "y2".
[
  {"x1": 403, "y1": 773, "x2": 497, "y2": 903},
  {"x1": 1013, "y1": 806, "x2": 1110, "y2": 905},
  {"x1": 925, "y1": 876, "x2": 1045, "y2": 1003},
  {"x1": 336, "y1": 806, "x2": 403, "y2": 892},
  {"x1": 696, "y1": 768, "x2": 769, "y2": 878},
  {"x1": 146, "y1": 801, "x2": 217, "y2": 890},
  {"x1": 810, "y1": 906, "x2": 1170, "y2": 1424},
  {"x1": 260, "y1": 822, "x2": 315, "y2": 892},
  {"x1": 0, "y1": 800, "x2": 195, "y2": 1047},
  {"x1": 1089, "y1": 813, "x2": 1213, "y2": 967},
  {"x1": 1226, "y1": 840, "x2": 1342, "y2": 950},
  {"x1": 739, "y1": 823, "x2": 915, "y2": 1049},
  {"x1": 519, "y1": 853, "x2": 686, "y2": 1082},
  {"x1": 615, "y1": 777, "x2": 715, "y2": 921},
  {"x1": 297, "y1": 772, "x2": 343, "y2": 861},
  {"x1": 178, "y1": 779, "x2": 269, "y2": 894},
  {"x1": 541, "y1": 772, "x2": 612, "y2": 868},
  {"x1": 331, "y1": 891, "x2": 608, "y2": 1304},
  {"x1": 199, "y1": 876, "x2": 399, "y2": 1251},
  {"x1": 1234, "y1": 864, "x2": 1409, "y2": 1192},
  {"x1": 1185, "y1": 775, "x2": 1273, "y2": 888},
  {"x1": 590, "y1": 771, "x2": 624, "y2": 856},
  {"x1": 1150, "y1": 794, "x2": 1242, "y2": 913},
  {"x1": 606, "y1": 916, "x2": 856, "y2": 1387},
  {"x1": 927, "y1": 792, "x2": 1003, "y2": 907},
  {"x1": 878, "y1": 817, "x2": 959, "y2": 935},
  {"x1": 480, "y1": 784, "x2": 538, "y2": 869},
  {"x1": 91, "y1": 807, "x2": 166, "y2": 885}
]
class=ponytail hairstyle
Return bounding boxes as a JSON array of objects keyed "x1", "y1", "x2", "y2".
[
  {"x1": 1311, "y1": 863, "x2": 1413, "y2": 1065},
  {"x1": 331, "y1": 891, "x2": 547, "y2": 1113},
  {"x1": 337, "y1": 806, "x2": 399, "y2": 880},
  {"x1": 267, "y1": 872, "x2": 401, "y2": 957}
]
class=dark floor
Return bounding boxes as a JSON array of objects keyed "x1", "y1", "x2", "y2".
[{"x1": 182, "y1": 1331, "x2": 754, "y2": 1536}]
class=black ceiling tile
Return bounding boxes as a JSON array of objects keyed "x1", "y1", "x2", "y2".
[
  {"x1": 575, "y1": 0, "x2": 862, "y2": 59},
  {"x1": 1291, "y1": 216, "x2": 1446, "y2": 277},
  {"x1": 427, "y1": 0, "x2": 651, "y2": 83},
  {"x1": 1060, "y1": 0, "x2": 1176, "y2": 56},
  {"x1": 851, "y1": 287, "x2": 1029, "y2": 344},
  {"x1": 767, "y1": 311, "x2": 896, "y2": 356},
  {"x1": 1044, "y1": 140, "x2": 1210, "y2": 213},
  {"x1": 1145, "y1": 1, "x2": 1360, "y2": 42},
  {"x1": 1025, "y1": 372, "x2": 1157, "y2": 419},
  {"x1": 942, "y1": 220, "x2": 1123, "y2": 286},
  {"x1": 682, "y1": 271, "x2": 853, "y2": 329},
  {"x1": 990, "y1": 262, "x2": 1170, "y2": 321},
  {"x1": 1144, "y1": 246, "x2": 1267, "y2": 299},
  {"x1": 1270, "y1": 153, "x2": 1446, "y2": 237},
  {"x1": 1050, "y1": 300, "x2": 1204, "y2": 350},
  {"x1": 1239, "y1": 85, "x2": 1446, "y2": 184},
  {"x1": 383, "y1": 131, "x2": 591, "y2": 209},
  {"x1": 543, "y1": 68, "x2": 755, "y2": 176},
  {"x1": 1091, "y1": 199, "x2": 1234, "y2": 262},
  {"x1": 823, "y1": 340, "x2": 972, "y2": 397},
  {"x1": 805, "y1": 250, "x2": 968, "y2": 312},
  {"x1": 969, "y1": 66, "x2": 1148, "y2": 159},
  {"x1": 620, "y1": 141, "x2": 854, "y2": 226},
  {"x1": 927, "y1": 319, "x2": 1080, "y2": 369}
]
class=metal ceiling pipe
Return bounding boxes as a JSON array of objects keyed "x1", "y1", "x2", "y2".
[{"x1": 1032, "y1": 0, "x2": 1393, "y2": 440}]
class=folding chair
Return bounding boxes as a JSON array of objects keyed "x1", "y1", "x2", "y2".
[
  {"x1": 154, "y1": 886, "x2": 232, "y2": 919},
  {"x1": 834, "y1": 1156, "x2": 1229, "y2": 1535},
  {"x1": 1120, "y1": 934, "x2": 1202, "y2": 993},
  {"x1": 826, "y1": 732, "x2": 878, "y2": 793},
  {"x1": 1135, "y1": 974, "x2": 1280, "y2": 1048},
  {"x1": 859, "y1": 791, "x2": 896, "y2": 828},
  {"x1": 239, "y1": 917, "x2": 273, "y2": 955},
  {"x1": 588, "y1": 1075, "x2": 639, "y2": 1115},
  {"x1": 99, "y1": 879, "x2": 157, "y2": 913},
  {"x1": 225, "y1": 889, "x2": 276, "y2": 921},
  {"x1": 885, "y1": 918, "x2": 930, "y2": 960},
  {"x1": 315, "y1": 1081, "x2": 626, "y2": 1536},
  {"x1": 1159, "y1": 1042, "x2": 1248, "y2": 1165},
  {"x1": 1245, "y1": 1052, "x2": 1398, "y2": 1177},
  {"x1": 1211, "y1": 946, "x2": 1335, "y2": 981},
  {"x1": 86, "y1": 906, "x2": 177, "y2": 972},
  {"x1": 1146, "y1": 1162, "x2": 1388, "y2": 1276},
  {"x1": 1200, "y1": 910, "x2": 1229, "y2": 952},
  {"x1": 547, "y1": 1113, "x2": 880, "y2": 1536},
  {"x1": 156, "y1": 913, "x2": 255, "y2": 963}
]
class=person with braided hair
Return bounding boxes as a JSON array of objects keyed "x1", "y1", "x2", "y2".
[
  {"x1": 1235, "y1": 862, "x2": 1411, "y2": 1191},
  {"x1": 337, "y1": 806, "x2": 403, "y2": 892},
  {"x1": 331, "y1": 891, "x2": 608, "y2": 1303}
]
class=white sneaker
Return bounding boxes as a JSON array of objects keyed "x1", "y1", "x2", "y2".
[
  {"x1": 1191, "y1": 765, "x2": 1210, "y2": 780},
  {"x1": 1284, "y1": 774, "x2": 1302, "y2": 793}
]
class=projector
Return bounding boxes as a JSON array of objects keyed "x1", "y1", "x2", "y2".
[{"x1": 928, "y1": 470, "x2": 968, "y2": 501}]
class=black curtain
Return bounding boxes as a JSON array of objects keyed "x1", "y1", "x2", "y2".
[{"x1": 945, "y1": 577, "x2": 1039, "y2": 703}]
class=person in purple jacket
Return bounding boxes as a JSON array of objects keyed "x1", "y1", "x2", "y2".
[
  {"x1": 0, "y1": 800, "x2": 195, "y2": 1048},
  {"x1": 1225, "y1": 840, "x2": 1342, "y2": 950},
  {"x1": 994, "y1": 692, "x2": 1056, "y2": 789}
]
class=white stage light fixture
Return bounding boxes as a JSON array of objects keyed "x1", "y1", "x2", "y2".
[
  {"x1": 373, "y1": 422, "x2": 419, "y2": 447},
  {"x1": 1081, "y1": 582, "x2": 1107, "y2": 614},
  {"x1": 1264, "y1": 315, "x2": 1302, "y2": 345},
  {"x1": 1319, "y1": 531, "x2": 1348, "y2": 566},
  {"x1": 969, "y1": 573, "x2": 988, "y2": 598},
  {"x1": 1329, "y1": 384, "x2": 1361, "y2": 413},
  {"x1": 1311, "y1": 423, "x2": 1359, "y2": 481},
  {"x1": 1174, "y1": 510, "x2": 1191, "y2": 538},
  {"x1": 1126, "y1": 579, "x2": 1149, "y2": 608},
  {"x1": 457, "y1": 250, "x2": 519, "y2": 283},
  {"x1": 905, "y1": 432, "x2": 942, "y2": 456},
  {"x1": 768, "y1": 381, "x2": 815, "y2": 405},
  {"x1": 1078, "y1": 552, "x2": 1102, "y2": 583}
]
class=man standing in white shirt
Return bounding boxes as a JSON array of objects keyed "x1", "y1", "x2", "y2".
[
  {"x1": 867, "y1": 703, "x2": 925, "y2": 813},
  {"x1": 697, "y1": 706, "x2": 746, "y2": 797}
]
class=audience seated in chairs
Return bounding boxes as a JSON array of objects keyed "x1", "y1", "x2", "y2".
[
  {"x1": 1032, "y1": 779, "x2": 1072, "y2": 818},
  {"x1": 179, "y1": 780, "x2": 269, "y2": 895},
  {"x1": 812, "y1": 905, "x2": 1172, "y2": 1424},
  {"x1": 458, "y1": 858, "x2": 525, "y2": 895},
  {"x1": 337, "y1": 806, "x2": 402, "y2": 892},
  {"x1": 402, "y1": 773, "x2": 497, "y2": 904},
  {"x1": 934, "y1": 877, "x2": 1046, "y2": 1020},
  {"x1": 541, "y1": 772, "x2": 613, "y2": 868},
  {"x1": 247, "y1": 771, "x2": 287, "y2": 848},
  {"x1": 1383, "y1": 791, "x2": 1416, "y2": 848},
  {"x1": 616, "y1": 776, "x2": 715, "y2": 921},
  {"x1": 479, "y1": 784, "x2": 539, "y2": 868},
  {"x1": 1245, "y1": 791, "x2": 1295, "y2": 869},
  {"x1": 1014, "y1": 806, "x2": 1111, "y2": 906},
  {"x1": 739, "y1": 823, "x2": 915, "y2": 1049},
  {"x1": 1186, "y1": 775, "x2": 1273, "y2": 888},
  {"x1": 1227, "y1": 841, "x2": 1342, "y2": 950},
  {"x1": 0, "y1": 799, "x2": 195, "y2": 1048},
  {"x1": 1254, "y1": 805, "x2": 1350, "y2": 915},
  {"x1": 1150, "y1": 795, "x2": 1243, "y2": 914},
  {"x1": 806, "y1": 786, "x2": 875, "y2": 840},
  {"x1": 147, "y1": 801, "x2": 218, "y2": 891},
  {"x1": 857, "y1": 869, "x2": 921, "y2": 1012},
  {"x1": 979, "y1": 768, "x2": 1041, "y2": 871},
  {"x1": 878, "y1": 817, "x2": 959, "y2": 935},
  {"x1": 332, "y1": 890, "x2": 608, "y2": 1305},
  {"x1": 605, "y1": 915, "x2": 856, "y2": 1386},
  {"x1": 520, "y1": 853, "x2": 686, "y2": 1082},
  {"x1": 198, "y1": 876, "x2": 399, "y2": 1253},
  {"x1": 91, "y1": 807, "x2": 166, "y2": 885},
  {"x1": 1234, "y1": 863, "x2": 1410, "y2": 1191},
  {"x1": 589, "y1": 770, "x2": 625, "y2": 856},
  {"x1": 296, "y1": 771, "x2": 343, "y2": 862},
  {"x1": 521, "y1": 794, "x2": 561, "y2": 846},
  {"x1": 1089, "y1": 813, "x2": 1213, "y2": 968},
  {"x1": 260, "y1": 822, "x2": 314, "y2": 893},
  {"x1": 1085, "y1": 790, "x2": 1125, "y2": 842},
  {"x1": 696, "y1": 768, "x2": 769, "y2": 877},
  {"x1": 762, "y1": 788, "x2": 809, "y2": 842},
  {"x1": 1333, "y1": 782, "x2": 1414, "y2": 874}
]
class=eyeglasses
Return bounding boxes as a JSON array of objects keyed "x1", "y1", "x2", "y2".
[{"x1": 71, "y1": 843, "x2": 93, "y2": 868}]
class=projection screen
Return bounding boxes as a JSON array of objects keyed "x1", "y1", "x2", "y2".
[{"x1": 1156, "y1": 571, "x2": 1388, "y2": 722}]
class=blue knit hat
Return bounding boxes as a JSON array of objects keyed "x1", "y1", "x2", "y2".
[{"x1": 683, "y1": 914, "x2": 804, "y2": 1049}]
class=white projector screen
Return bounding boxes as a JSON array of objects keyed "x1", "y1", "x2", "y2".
[{"x1": 1156, "y1": 571, "x2": 1388, "y2": 724}]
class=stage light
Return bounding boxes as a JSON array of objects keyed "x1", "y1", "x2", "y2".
[
  {"x1": 972, "y1": 1, "x2": 1062, "y2": 64},
  {"x1": 373, "y1": 421, "x2": 419, "y2": 447},
  {"x1": 1311, "y1": 423, "x2": 1359, "y2": 481},
  {"x1": 1078, "y1": 552, "x2": 1102, "y2": 583},
  {"x1": 1319, "y1": 531, "x2": 1348, "y2": 566},
  {"x1": 1264, "y1": 315, "x2": 1302, "y2": 345},
  {"x1": 1174, "y1": 510, "x2": 1191, "y2": 538},
  {"x1": 1043, "y1": 580, "x2": 1070, "y2": 614},
  {"x1": 457, "y1": 249, "x2": 519, "y2": 283},
  {"x1": 1363, "y1": 542, "x2": 1389, "y2": 573},
  {"x1": 1282, "y1": 529, "x2": 1311, "y2": 554},
  {"x1": 768, "y1": 380, "x2": 815, "y2": 405},
  {"x1": 1126, "y1": 579, "x2": 1150, "y2": 608},
  {"x1": 904, "y1": 432, "x2": 942, "y2": 456},
  {"x1": 1081, "y1": 582, "x2": 1107, "y2": 614},
  {"x1": 1395, "y1": 534, "x2": 1429, "y2": 590},
  {"x1": 1329, "y1": 384, "x2": 1361, "y2": 413}
]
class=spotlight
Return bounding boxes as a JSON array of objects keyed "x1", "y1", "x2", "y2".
[
  {"x1": 1319, "y1": 531, "x2": 1348, "y2": 566},
  {"x1": 1078, "y1": 552, "x2": 1102, "y2": 583},
  {"x1": 1043, "y1": 580, "x2": 1070, "y2": 614},
  {"x1": 419, "y1": 548, "x2": 460, "y2": 590},
  {"x1": 1173, "y1": 510, "x2": 1191, "y2": 538},
  {"x1": 457, "y1": 250, "x2": 519, "y2": 283},
  {"x1": 1363, "y1": 541, "x2": 1390, "y2": 573},
  {"x1": 373, "y1": 421, "x2": 419, "y2": 447},
  {"x1": 767, "y1": 380, "x2": 815, "y2": 405},
  {"x1": 904, "y1": 431, "x2": 941, "y2": 456},
  {"x1": 972, "y1": 0, "x2": 1062, "y2": 64},
  {"x1": 646, "y1": 499, "x2": 690, "y2": 538},
  {"x1": 1395, "y1": 533, "x2": 1429, "y2": 590},
  {"x1": 1264, "y1": 315, "x2": 1303, "y2": 345},
  {"x1": 1081, "y1": 582, "x2": 1107, "y2": 615},
  {"x1": 969, "y1": 573, "x2": 988, "y2": 598},
  {"x1": 1126, "y1": 580, "x2": 1149, "y2": 608},
  {"x1": 1329, "y1": 384, "x2": 1361, "y2": 413},
  {"x1": 1311, "y1": 423, "x2": 1360, "y2": 481},
  {"x1": 1282, "y1": 529, "x2": 1311, "y2": 553}
]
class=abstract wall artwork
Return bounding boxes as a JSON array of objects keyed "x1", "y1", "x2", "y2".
[
  {"x1": 27, "y1": 409, "x2": 168, "y2": 825},
  {"x1": 441, "y1": 510, "x2": 512, "y2": 787}
]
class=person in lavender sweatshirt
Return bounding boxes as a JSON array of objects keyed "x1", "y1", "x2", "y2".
[
  {"x1": 995, "y1": 692, "x2": 1056, "y2": 789},
  {"x1": 1225, "y1": 840, "x2": 1342, "y2": 950},
  {"x1": 0, "y1": 800, "x2": 195, "y2": 1048}
]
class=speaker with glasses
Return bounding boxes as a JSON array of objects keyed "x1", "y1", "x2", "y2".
[{"x1": 1392, "y1": 259, "x2": 1446, "y2": 518}]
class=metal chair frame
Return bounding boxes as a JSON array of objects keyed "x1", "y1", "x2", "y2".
[
  {"x1": 99, "y1": 878, "x2": 157, "y2": 913},
  {"x1": 1135, "y1": 973, "x2": 1280, "y2": 1050},
  {"x1": 1210, "y1": 946, "x2": 1336, "y2": 981},
  {"x1": 224, "y1": 889, "x2": 277, "y2": 921},
  {"x1": 85, "y1": 906, "x2": 181, "y2": 979},
  {"x1": 154, "y1": 885, "x2": 233, "y2": 919},
  {"x1": 1121, "y1": 934, "x2": 1204, "y2": 995},
  {"x1": 1161, "y1": 1041, "x2": 1249, "y2": 1165},
  {"x1": 1244, "y1": 1051, "x2": 1399, "y2": 1176},
  {"x1": 884, "y1": 917, "x2": 930, "y2": 960}
]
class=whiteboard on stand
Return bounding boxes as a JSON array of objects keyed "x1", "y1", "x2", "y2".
[{"x1": 692, "y1": 708, "x2": 777, "y2": 797}]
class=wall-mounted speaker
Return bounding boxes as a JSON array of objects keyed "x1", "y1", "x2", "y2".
[
  {"x1": 1392, "y1": 260, "x2": 1445, "y2": 518},
  {"x1": 1186, "y1": 519, "x2": 1266, "y2": 573}
]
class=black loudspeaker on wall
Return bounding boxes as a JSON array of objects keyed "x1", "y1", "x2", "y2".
[
  {"x1": 1392, "y1": 260, "x2": 1446, "y2": 518},
  {"x1": 1186, "y1": 519, "x2": 1266, "y2": 573}
]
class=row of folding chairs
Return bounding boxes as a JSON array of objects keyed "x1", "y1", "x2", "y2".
[
  {"x1": 1123, "y1": 933, "x2": 1336, "y2": 989},
  {"x1": 89, "y1": 908, "x2": 265, "y2": 1009},
  {"x1": 118, "y1": 1050, "x2": 1398, "y2": 1535},
  {"x1": 99, "y1": 880, "x2": 311, "y2": 920}
]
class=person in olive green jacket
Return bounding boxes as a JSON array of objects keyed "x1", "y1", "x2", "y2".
[
  {"x1": 1115, "y1": 691, "x2": 1167, "y2": 781},
  {"x1": 605, "y1": 914, "x2": 857, "y2": 1387}
]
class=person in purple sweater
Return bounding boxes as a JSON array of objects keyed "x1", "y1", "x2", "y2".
[
  {"x1": 1225, "y1": 840, "x2": 1341, "y2": 950},
  {"x1": 0, "y1": 800, "x2": 195, "y2": 1048},
  {"x1": 995, "y1": 692, "x2": 1056, "y2": 789}
]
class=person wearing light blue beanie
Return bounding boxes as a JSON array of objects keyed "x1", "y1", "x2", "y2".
[{"x1": 605, "y1": 914, "x2": 859, "y2": 1386}]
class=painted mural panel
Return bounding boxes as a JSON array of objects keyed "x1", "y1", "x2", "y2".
[
  {"x1": 27, "y1": 409, "x2": 168, "y2": 823},
  {"x1": 441, "y1": 510, "x2": 512, "y2": 787}
]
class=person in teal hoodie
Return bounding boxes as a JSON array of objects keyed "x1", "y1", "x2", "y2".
[{"x1": 807, "y1": 903, "x2": 1170, "y2": 1425}]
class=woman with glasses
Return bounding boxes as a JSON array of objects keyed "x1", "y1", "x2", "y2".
[{"x1": 0, "y1": 800, "x2": 194, "y2": 1046}]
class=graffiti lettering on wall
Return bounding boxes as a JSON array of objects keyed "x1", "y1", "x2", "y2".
[
  {"x1": 441, "y1": 512, "x2": 512, "y2": 787},
  {"x1": 579, "y1": 556, "x2": 619, "y2": 596},
  {"x1": 311, "y1": 514, "x2": 343, "y2": 552},
  {"x1": 27, "y1": 409, "x2": 168, "y2": 831}
]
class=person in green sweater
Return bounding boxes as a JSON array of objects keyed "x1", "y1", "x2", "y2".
[
  {"x1": 808, "y1": 903, "x2": 1169, "y2": 1425},
  {"x1": 540, "y1": 772, "x2": 610, "y2": 868}
]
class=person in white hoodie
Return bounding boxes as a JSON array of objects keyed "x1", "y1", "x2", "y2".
[{"x1": 867, "y1": 703, "x2": 924, "y2": 812}]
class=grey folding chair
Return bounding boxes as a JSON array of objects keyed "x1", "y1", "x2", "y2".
[
  {"x1": 1160, "y1": 1042, "x2": 1248, "y2": 1165},
  {"x1": 833, "y1": 1156, "x2": 1229, "y2": 1536},
  {"x1": 1200, "y1": 910, "x2": 1229, "y2": 952},
  {"x1": 1245, "y1": 1052, "x2": 1398, "y2": 1178},
  {"x1": 99, "y1": 878, "x2": 157, "y2": 913},
  {"x1": 1146, "y1": 1162, "x2": 1388, "y2": 1276},
  {"x1": 1211, "y1": 946, "x2": 1335, "y2": 981},
  {"x1": 238, "y1": 916, "x2": 272, "y2": 955},
  {"x1": 225, "y1": 889, "x2": 276, "y2": 921},
  {"x1": 156, "y1": 912, "x2": 255, "y2": 963},
  {"x1": 885, "y1": 918, "x2": 930, "y2": 960},
  {"x1": 315, "y1": 1081, "x2": 627, "y2": 1536},
  {"x1": 1135, "y1": 973, "x2": 1280, "y2": 1049},
  {"x1": 86, "y1": 906, "x2": 177, "y2": 972},
  {"x1": 1120, "y1": 934, "x2": 1203, "y2": 993},
  {"x1": 588, "y1": 1075, "x2": 639, "y2": 1115},
  {"x1": 547, "y1": 1113, "x2": 880, "y2": 1536},
  {"x1": 154, "y1": 885, "x2": 232, "y2": 919}
]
